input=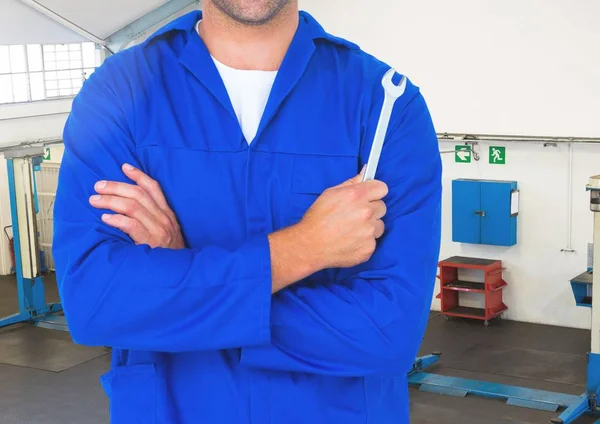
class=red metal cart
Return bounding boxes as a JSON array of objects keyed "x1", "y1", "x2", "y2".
[{"x1": 437, "y1": 256, "x2": 507, "y2": 326}]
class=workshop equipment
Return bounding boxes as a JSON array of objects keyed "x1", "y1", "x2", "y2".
[
  {"x1": 436, "y1": 256, "x2": 507, "y2": 326},
  {"x1": 362, "y1": 68, "x2": 407, "y2": 181},
  {"x1": 570, "y1": 270, "x2": 593, "y2": 308},
  {"x1": 410, "y1": 175, "x2": 600, "y2": 422},
  {"x1": 0, "y1": 146, "x2": 65, "y2": 331},
  {"x1": 409, "y1": 354, "x2": 583, "y2": 413},
  {"x1": 549, "y1": 174, "x2": 600, "y2": 423}
]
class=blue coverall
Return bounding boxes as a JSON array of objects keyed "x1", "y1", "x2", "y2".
[{"x1": 53, "y1": 10, "x2": 442, "y2": 424}]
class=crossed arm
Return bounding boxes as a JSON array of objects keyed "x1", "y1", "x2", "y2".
[{"x1": 53, "y1": 66, "x2": 441, "y2": 377}]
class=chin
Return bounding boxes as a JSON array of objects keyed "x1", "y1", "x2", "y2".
[{"x1": 214, "y1": 0, "x2": 290, "y2": 25}]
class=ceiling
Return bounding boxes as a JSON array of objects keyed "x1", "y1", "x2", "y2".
[
  {"x1": 0, "y1": 0, "x2": 85, "y2": 44},
  {"x1": 0, "y1": 0, "x2": 193, "y2": 46},
  {"x1": 34, "y1": 0, "x2": 170, "y2": 39}
]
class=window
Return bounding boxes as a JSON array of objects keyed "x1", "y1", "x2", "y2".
[{"x1": 0, "y1": 42, "x2": 100, "y2": 104}]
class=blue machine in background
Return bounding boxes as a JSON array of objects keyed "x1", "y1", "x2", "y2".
[
  {"x1": 571, "y1": 271, "x2": 593, "y2": 308},
  {"x1": 0, "y1": 145, "x2": 65, "y2": 331},
  {"x1": 452, "y1": 179, "x2": 518, "y2": 246}
]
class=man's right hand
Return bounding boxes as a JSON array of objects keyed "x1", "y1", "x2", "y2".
[
  {"x1": 266, "y1": 171, "x2": 389, "y2": 294},
  {"x1": 299, "y1": 173, "x2": 389, "y2": 269}
]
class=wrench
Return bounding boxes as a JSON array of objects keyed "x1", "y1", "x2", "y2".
[{"x1": 362, "y1": 68, "x2": 407, "y2": 181}]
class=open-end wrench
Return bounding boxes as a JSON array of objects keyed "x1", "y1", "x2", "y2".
[{"x1": 362, "y1": 68, "x2": 407, "y2": 181}]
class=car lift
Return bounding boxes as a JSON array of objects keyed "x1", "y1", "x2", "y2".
[
  {"x1": 409, "y1": 174, "x2": 600, "y2": 423},
  {"x1": 409, "y1": 353, "x2": 583, "y2": 417},
  {"x1": 0, "y1": 145, "x2": 67, "y2": 332}
]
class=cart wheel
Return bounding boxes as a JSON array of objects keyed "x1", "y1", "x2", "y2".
[
  {"x1": 550, "y1": 418, "x2": 563, "y2": 424},
  {"x1": 432, "y1": 351, "x2": 442, "y2": 357},
  {"x1": 484, "y1": 320, "x2": 489, "y2": 327}
]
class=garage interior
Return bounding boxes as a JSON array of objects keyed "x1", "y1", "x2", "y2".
[{"x1": 1, "y1": 1, "x2": 599, "y2": 423}]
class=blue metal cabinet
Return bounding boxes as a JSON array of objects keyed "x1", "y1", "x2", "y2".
[{"x1": 452, "y1": 179, "x2": 518, "y2": 246}]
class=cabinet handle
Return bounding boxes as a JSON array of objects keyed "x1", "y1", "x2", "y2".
[{"x1": 474, "y1": 211, "x2": 486, "y2": 217}]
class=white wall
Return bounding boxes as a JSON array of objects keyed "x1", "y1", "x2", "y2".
[
  {"x1": 437, "y1": 141, "x2": 595, "y2": 329},
  {"x1": 301, "y1": 0, "x2": 600, "y2": 138},
  {"x1": 0, "y1": 99, "x2": 71, "y2": 145},
  {"x1": 301, "y1": 0, "x2": 600, "y2": 328}
]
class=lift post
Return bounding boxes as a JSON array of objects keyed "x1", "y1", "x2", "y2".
[
  {"x1": 0, "y1": 146, "x2": 64, "y2": 330},
  {"x1": 549, "y1": 175, "x2": 600, "y2": 423}
]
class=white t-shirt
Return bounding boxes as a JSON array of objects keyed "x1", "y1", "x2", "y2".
[{"x1": 197, "y1": 22, "x2": 278, "y2": 144}]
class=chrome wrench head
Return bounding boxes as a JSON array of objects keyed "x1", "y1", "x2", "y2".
[{"x1": 381, "y1": 68, "x2": 407, "y2": 99}]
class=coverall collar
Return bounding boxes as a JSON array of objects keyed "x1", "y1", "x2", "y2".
[{"x1": 145, "y1": 10, "x2": 357, "y2": 143}]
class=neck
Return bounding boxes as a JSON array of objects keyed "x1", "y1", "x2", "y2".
[{"x1": 198, "y1": 2, "x2": 299, "y2": 71}]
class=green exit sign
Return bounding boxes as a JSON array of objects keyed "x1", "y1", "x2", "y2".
[
  {"x1": 455, "y1": 145, "x2": 472, "y2": 163},
  {"x1": 489, "y1": 146, "x2": 506, "y2": 165}
]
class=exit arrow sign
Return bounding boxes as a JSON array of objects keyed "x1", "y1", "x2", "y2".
[{"x1": 455, "y1": 145, "x2": 472, "y2": 163}]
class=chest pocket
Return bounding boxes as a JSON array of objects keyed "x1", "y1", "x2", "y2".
[{"x1": 289, "y1": 154, "x2": 359, "y2": 222}]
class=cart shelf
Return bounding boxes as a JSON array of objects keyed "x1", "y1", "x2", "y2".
[{"x1": 445, "y1": 281, "x2": 485, "y2": 292}]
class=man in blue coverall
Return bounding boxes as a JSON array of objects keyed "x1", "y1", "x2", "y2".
[{"x1": 53, "y1": 0, "x2": 442, "y2": 423}]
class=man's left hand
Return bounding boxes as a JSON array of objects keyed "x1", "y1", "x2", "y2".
[{"x1": 89, "y1": 164, "x2": 185, "y2": 249}]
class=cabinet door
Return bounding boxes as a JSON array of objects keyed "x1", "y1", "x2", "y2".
[
  {"x1": 481, "y1": 181, "x2": 517, "y2": 246},
  {"x1": 452, "y1": 179, "x2": 481, "y2": 244}
]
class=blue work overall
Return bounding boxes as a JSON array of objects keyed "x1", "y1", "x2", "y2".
[{"x1": 53, "y1": 10, "x2": 442, "y2": 424}]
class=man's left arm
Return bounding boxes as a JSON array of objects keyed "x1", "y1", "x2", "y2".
[{"x1": 240, "y1": 89, "x2": 442, "y2": 377}]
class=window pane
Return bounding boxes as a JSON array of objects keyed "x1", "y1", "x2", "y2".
[
  {"x1": 44, "y1": 52, "x2": 56, "y2": 62},
  {"x1": 70, "y1": 69, "x2": 82, "y2": 78},
  {"x1": 57, "y1": 51, "x2": 69, "y2": 61},
  {"x1": 57, "y1": 70, "x2": 69, "y2": 79},
  {"x1": 30, "y1": 72, "x2": 45, "y2": 101},
  {"x1": 12, "y1": 73, "x2": 28, "y2": 102},
  {"x1": 45, "y1": 62, "x2": 56, "y2": 71},
  {"x1": 47, "y1": 89, "x2": 58, "y2": 97},
  {"x1": 0, "y1": 46, "x2": 9, "y2": 74},
  {"x1": 27, "y1": 44, "x2": 43, "y2": 72},
  {"x1": 43, "y1": 45, "x2": 55, "y2": 53},
  {"x1": 58, "y1": 79, "x2": 71, "y2": 89},
  {"x1": 69, "y1": 51, "x2": 81, "y2": 61},
  {"x1": 59, "y1": 88, "x2": 71, "y2": 96},
  {"x1": 45, "y1": 71, "x2": 57, "y2": 80},
  {"x1": 0, "y1": 75, "x2": 13, "y2": 103},
  {"x1": 9, "y1": 45, "x2": 26, "y2": 73},
  {"x1": 84, "y1": 68, "x2": 95, "y2": 79},
  {"x1": 70, "y1": 60, "x2": 82, "y2": 70},
  {"x1": 82, "y1": 43, "x2": 96, "y2": 68},
  {"x1": 69, "y1": 44, "x2": 80, "y2": 51},
  {"x1": 46, "y1": 80, "x2": 58, "y2": 90},
  {"x1": 57, "y1": 60, "x2": 69, "y2": 70},
  {"x1": 55, "y1": 44, "x2": 68, "y2": 52}
]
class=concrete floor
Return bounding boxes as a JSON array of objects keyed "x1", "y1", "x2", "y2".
[{"x1": 0, "y1": 273, "x2": 596, "y2": 423}]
